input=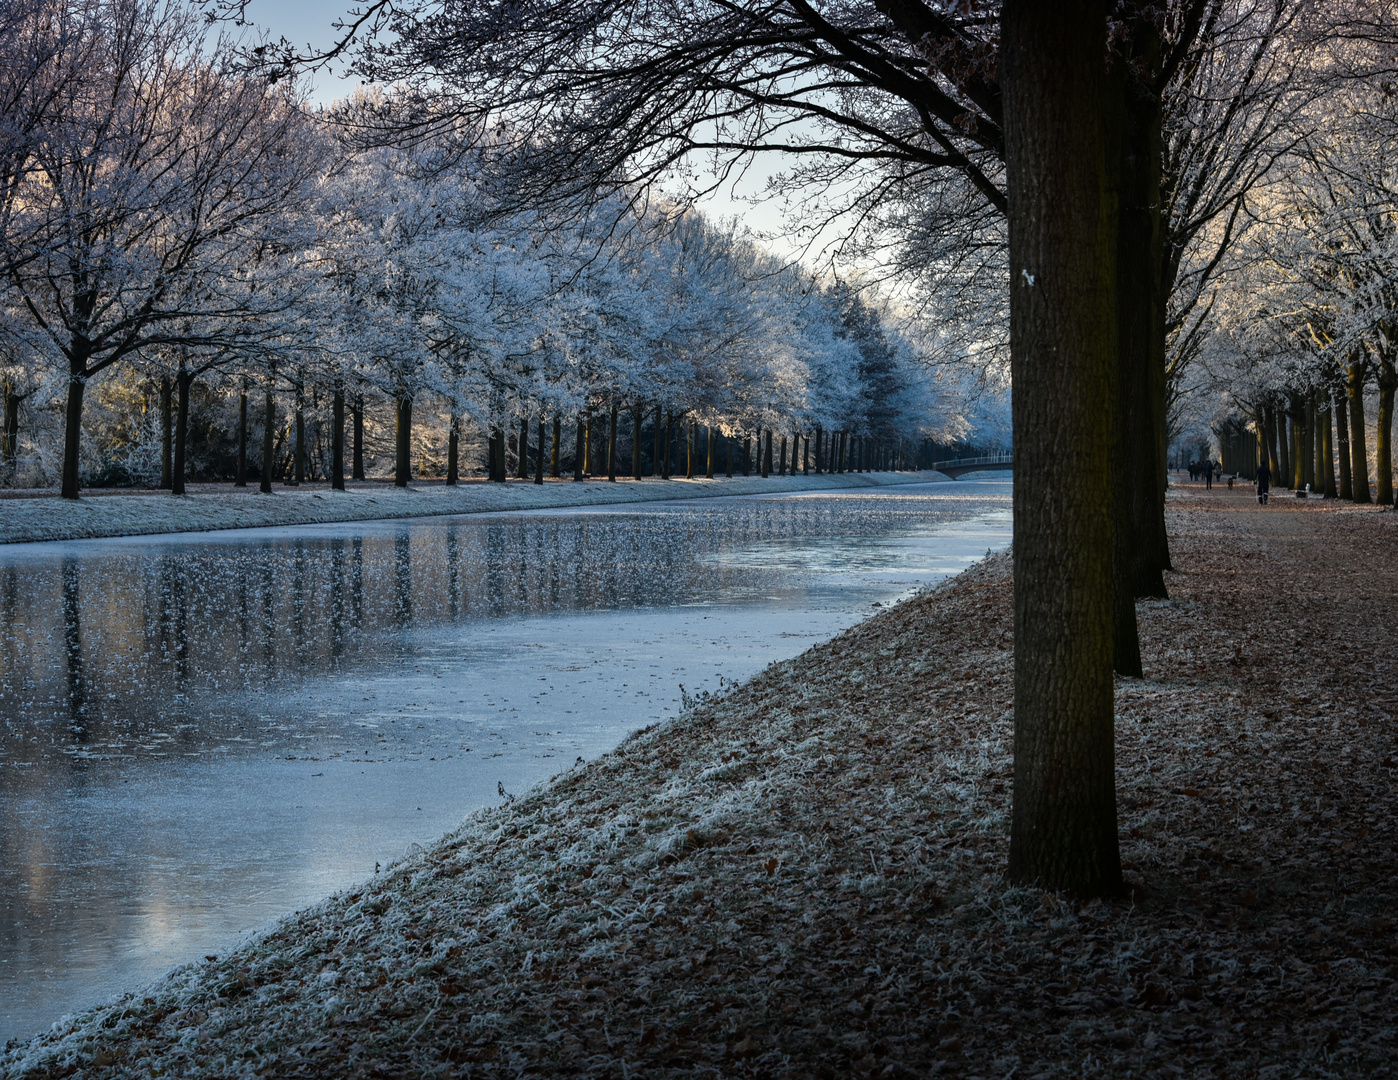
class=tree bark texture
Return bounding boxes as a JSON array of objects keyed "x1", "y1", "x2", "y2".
[
  {"x1": 159, "y1": 377, "x2": 172, "y2": 490},
  {"x1": 173, "y1": 369, "x2": 191, "y2": 496},
  {"x1": 2, "y1": 384, "x2": 19, "y2": 470},
  {"x1": 574, "y1": 418, "x2": 585, "y2": 481},
  {"x1": 260, "y1": 391, "x2": 275, "y2": 494},
  {"x1": 236, "y1": 384, "x2": 249, "y2": 488},
  {"x1": 352, "y1": 399, "x2": 365, "y2": 481},
  {"x1": 1375, "y1": 362, "x2": 1395, "y2": 507},
  {"x1": 1003, "y1": 0, "x2": 1122, "y2": 897},
  {"x1": 536, "y1": 413, "x2": 546, "y2": 484},
  {"x1": 1335, "y1": 390, "x2": 1352, "y2": 500},
  {"x1": 518, "y1": 415, "x2": 530, "y2": 480},
  {"x1": 446, "y1": 416, "x2": 459, "y2": 486},
  {"x1": 1347, "y1": 359, "x2": 1370, "y2": 504},
  {"x1": 395, "y1": 397, "x2": 412, "y2": 487},
  {"x1": 332, "y1": 389, "x2": 346, "y2": 490},
  {"x1": 608, "y1": 401, "x2": 619, "y2": 481},
  {"x1": 552, "y1": 415, "x2": 562, "y2": 478}
]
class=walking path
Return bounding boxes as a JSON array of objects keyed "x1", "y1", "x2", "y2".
[
  {"x1": 0, "y1": 472, "x2": 950, "y2": 545},
  {"x1": 3, "y1": 489, "x2": 1394, "y2": 1077}
]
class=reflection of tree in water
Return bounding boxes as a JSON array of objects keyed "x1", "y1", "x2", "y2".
[
  {"x1": 0, "y1": 495, "x2": 1005, "y2": 766},
  {"x1": 62, "y1": 559, "x2": 85, "y2": 739}
]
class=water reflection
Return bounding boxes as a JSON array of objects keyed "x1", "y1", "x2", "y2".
[{"x1": 0, "y1": 483, "x2": 1013, "y2": 1043}]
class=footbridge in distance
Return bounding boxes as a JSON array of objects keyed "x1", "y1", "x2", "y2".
[{"x1": 931, "y1": 452, "x2": 1014, "y2": 479}]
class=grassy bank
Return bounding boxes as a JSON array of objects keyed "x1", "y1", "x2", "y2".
[
  {"x1": 3, "y1": 487, "x2": 1394, "y2": 1077},
  {"x1": 0, "y1": 472, "x2": 951, "y2": 545}
]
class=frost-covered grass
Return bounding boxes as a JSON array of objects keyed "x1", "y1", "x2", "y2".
[
  {"x1": 3, "y1": 491, "x2": 1394, "y2": 1077},
  {"x1": 0, "y1": 472, "x2": 949, "y2": 545}
]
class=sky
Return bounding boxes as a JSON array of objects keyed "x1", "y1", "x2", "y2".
[{"x1": 241, "y1": 1, "x2": 805, "y2": 260}]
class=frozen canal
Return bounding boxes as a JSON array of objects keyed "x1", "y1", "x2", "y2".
[{"x1": 0, "y1": 480, "x2": 1011, "y2": 1042}]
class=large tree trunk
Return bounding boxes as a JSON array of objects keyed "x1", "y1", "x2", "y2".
[
  {"x1": 814, "y1": 427, "x2": 823, "y2": 474},
  {"x1": 762, "y1": 429, "x2": 772, "y2": 478},
  {"x1": 292, "y1": 396, "x2": 305, "y2": 487},
  {"x1": 1002, "y1": 0, "x2": 1122, "y2": 897},
  {"x1": 352, "y1": 398, "x2": 365, "y2": 480},
  {"x1": 707, "y1": 425, "x2": 715, "y2": 478},
  {"x1": 1335, "y1": 389, "x2": 1352, "y2": 500},
  {"x1": 1290, "y1": 396, "x2": 1305, "y2": 492},
  {"x1": 260, "y1": 390, "x2": 275, "y2": 494},
  {"x1": 552, "y1": 415, "x2": 562, "y2": 478},
  {"x1": 332, "y1": 388, "x2": 346, "y2": 491},
  {"x1": 574, "y1": 416, "x2": 585, "y2": 481},
  {"x1": 446, "y1": 415, "x2": 459, "y2": 486},
  {"x1": 517, "y1": 415, "x2": 530, "y2": 479},
  {"x1": 1376, "y1": 362, "x2": 1395, "y2": 507},
  {"x1": 60, "y1": 365, "x2": 88, "y2": 500},
  {"x1": 1117, "y1": 52, "x2": 1168, "y2": 600},
  {"x1": 632, "y1": 406, "x2": 643, "y2": 480},
  {"x1": 236, "y1": 382, "x2": 249, "y2": 488},
  {"x1": 536, "y1": 413, "x2": 546, "y2": 484},
  {"x1": 608, "y1": 401, "x2": 619, "y2": 482},
  {"x1": 2, "y1": 382, "x2": 19, "y2": 471},
  {"x1": 173, "y1": 367, "x2": 192, "y2": 496},
  {"x1": 395, "y1": 396, "x2": 412, "y2": 487},
  {"x1": 1321, "y1": 397, "x2": 1337, "y2": 499},
  {"x1": 159, "y1": 377, "x2": 173, "y2": 490},
  {"x1": 661, "y1": 413, "x2": 672, "y2": 479},
  {"x1": 1347, "y1": 358, "x2": 1371, "y2": 504},
  {"x1": 652, "y1": 405, "x2": 662, "y2": 476}
]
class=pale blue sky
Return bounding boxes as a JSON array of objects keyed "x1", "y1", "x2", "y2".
[{"x1": 242, "y1": 1, "x2": 805, "y2": 259}]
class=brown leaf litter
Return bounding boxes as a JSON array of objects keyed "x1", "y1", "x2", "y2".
[{"x1": 2, "y1": 489, "x2": 1394, "y2": 1078}]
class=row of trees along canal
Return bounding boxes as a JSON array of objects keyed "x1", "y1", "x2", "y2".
[
  {"x1": 231, "y1": 0, "x2": 1398, "y2": 897},
  {"x1": 0, "y1": 2, "x2": 999, "y2": 501}
]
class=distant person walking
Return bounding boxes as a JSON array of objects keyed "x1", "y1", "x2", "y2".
[
  {"x1": 1204, "y1": 460, "x2": 1213, "y2": 490},
  {"x1": 1256, "y1": 459, "x2": 1271, "y2": 504}
]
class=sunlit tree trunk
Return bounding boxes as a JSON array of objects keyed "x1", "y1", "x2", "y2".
[
  {"x1": 1290, "y1": 395, "x2": 1304, "y2": 492},
  {"x1": 260, "y1": 390, "x2": 275, "y2": 494},
  {"x1": 1347, "y1": 357, "x2": 1371, "y2": 504},
  {"x1": 1276, "y1": 405, "x2": 1290, "y2": 489},
  {"x1": 1003, "y1": 0, "x2": 1122, "y2": 897}
]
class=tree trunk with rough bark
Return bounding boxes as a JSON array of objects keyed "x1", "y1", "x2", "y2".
[
  {"x1": 236, "y1": 382, "x2": 249, "y2": 488},
  {"x1": 332, "y1": 389, "x2": 346, "y2": 490},
  {"x1": 395, "y1": 397, "x2": 412, "y2": 487},
  {"x1": 552, "y1": 415, "x2": 562, "y2": 478},
  {"x1": 1003, "y1": 0, "x2": 1122, "y2": 897},
  {"x1": 1335, "y1": 390, "x2": 1352, "y2": 500},
  {"x1": 260, "y1": 390, "x2": 275, "y2": 494},
  {"x1": 1348, "y1": 358, "x2": 1371, "y2": 504},
  {"x1": 446, "y1": 415, "x2": 459, "y2": 486},
  {"x1": 1376, "y1": 361, "x2": 1395, "y2": 507},
  {"x1": 608, "y1": 401, "x2": 619, "y2": 482},
  {"x1": 352, "y1": 398, "x2": 365, "y2": 481},
  {"x1": 160, "y1": 377, "x2": 172, "y2": 490},
  {"x1": 173, "y1": 366, "x2": 192, "y2": 496}
]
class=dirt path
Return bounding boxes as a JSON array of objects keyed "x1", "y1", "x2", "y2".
[{"x1": 3, "y1": 491, "x2": 1394, "y2": 1078}]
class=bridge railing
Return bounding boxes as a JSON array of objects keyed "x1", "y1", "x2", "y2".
[{"x1": 931, "y1": 452, "x2": 1014, "y2": 471}]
